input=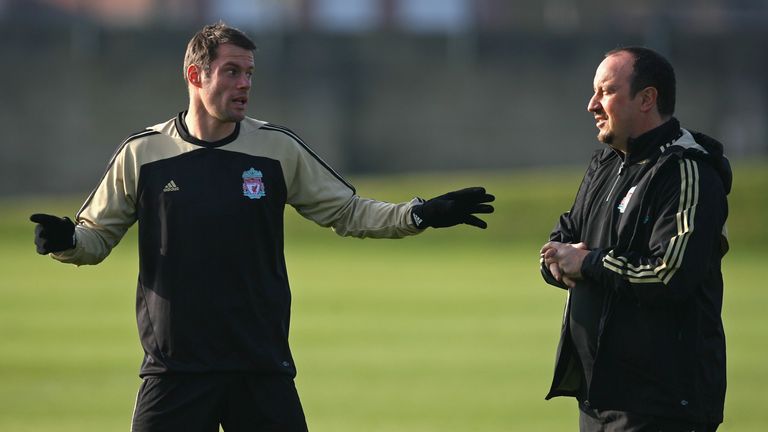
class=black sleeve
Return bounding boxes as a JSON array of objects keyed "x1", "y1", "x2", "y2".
[
  {"x1": 581, "y1": 157, "x2": 727, "y2": 305},
  {"x1": 541, "y1": 153, "x2": 600, "y2": 290}
]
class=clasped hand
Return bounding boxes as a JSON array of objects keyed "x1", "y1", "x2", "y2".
[{"x1": 540, "y1": 241, "x2": 590, "y2": 288}]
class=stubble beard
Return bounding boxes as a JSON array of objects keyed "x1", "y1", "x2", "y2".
[
  {"x1": 598, "y1": 129, "x2": 614, "y2": 145},
  {"x1": 598, "y1": 128, "x2": 630, "y2": 153},
  {"x1": 215, "y1": 107, "x2": 245, "y2": 124},
  {"x1": 226, "y1": 112, "x2": 246, "y2": 122}
]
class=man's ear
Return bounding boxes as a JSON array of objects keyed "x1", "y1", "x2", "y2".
[
  {"x1": 639, "y1": 87, "x2": 658, "y2": 113},
  {"x1": 187, "y1": 64, "x2": 203, "y2": 88}
]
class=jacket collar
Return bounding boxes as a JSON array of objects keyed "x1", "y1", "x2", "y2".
[{"x1": 623, "y1": 117, "x2": 683, "y2": 164}]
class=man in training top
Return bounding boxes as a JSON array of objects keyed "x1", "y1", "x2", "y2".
[{"x1": 31, "y1": 22, "x2": 494, "y2": 432}]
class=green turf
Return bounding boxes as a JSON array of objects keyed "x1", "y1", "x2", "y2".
[{"x1": 0, "y1": 162, "x2": 765, "y2": 431}]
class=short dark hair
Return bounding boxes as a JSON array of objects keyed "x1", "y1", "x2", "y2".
[
  {"x1": 606, "y1": 46, "x2": 676, "y2": 116},
  {"x1": 183, "y1": 21, "x2": 256, "y2": 83}
]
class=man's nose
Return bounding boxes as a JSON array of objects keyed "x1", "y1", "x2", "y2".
[{"x1": 587, "y1": 94, "x2": 600, "y2": 113}]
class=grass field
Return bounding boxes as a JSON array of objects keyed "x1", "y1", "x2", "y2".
[{"x1": 0, "y1": 162, "x2": 766, "y2": 431}]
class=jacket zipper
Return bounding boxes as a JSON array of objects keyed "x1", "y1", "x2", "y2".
[{"x1": 604, "y1": 161, "x2": 626, "y2": 202}]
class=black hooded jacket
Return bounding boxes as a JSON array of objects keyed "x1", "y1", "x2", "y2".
[{"x1": 541, "y1": 118, "x2": 730, "y2": 424}]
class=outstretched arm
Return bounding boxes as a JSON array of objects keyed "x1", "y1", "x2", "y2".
[
  {"x1": 30, "y1": 137, "x2": 138, "y2": 265},
  {"x1": 318, "y1": 187, "x2": 494, "y2": 239},
  {"x1": 284, "y1": 130, "x2": 494, "y2": 238}
]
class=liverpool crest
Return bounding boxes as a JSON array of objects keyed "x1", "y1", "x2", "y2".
[
  {"x1": 242, "y1": 168, "x2": 266, "y2": 199},
  {"x1": 617, "y1": 186, "x2": 636, "y2": 213}
]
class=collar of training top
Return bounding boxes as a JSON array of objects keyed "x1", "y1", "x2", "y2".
[{"x1": 175, "y1": 111, "x2": 241, "y2": 148}]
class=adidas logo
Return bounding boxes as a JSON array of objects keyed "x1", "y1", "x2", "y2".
[
  {"x1": 163, "y1": 180, "x2": 180, "y2": 192},
  {"x1": 411, "y1": 212, "x2": 424, "y2": 228}
]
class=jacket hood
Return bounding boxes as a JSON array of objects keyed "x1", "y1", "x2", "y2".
[
  {"x1": 595, "y1": 119, "x2": 733, "y2": 197},
  {"x1": 669, "y1": 129, "x2": 733, "y2": 195},
  {"x1": 668, "y1": 128, "x2": 732, "y2": 255}
]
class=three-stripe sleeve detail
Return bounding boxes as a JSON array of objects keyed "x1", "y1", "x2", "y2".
[
  {"x1": 261, "y1": 123, "x2": 356, "y2": 193},
  {"x1": 602, "y1": 159, "x2": 699, "y2": 284}
]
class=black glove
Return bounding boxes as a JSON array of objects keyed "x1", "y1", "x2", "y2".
[
  {"x1": 411, "y1": 187, "x2": 495, "y2": 229},
  {"x1": 30, "y1": 213, "x2": 76, "y2": 254}
]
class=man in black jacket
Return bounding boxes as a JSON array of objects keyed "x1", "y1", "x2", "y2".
[{"x1": 540, "y1": 46, "x2": 730, "y2": 431}]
